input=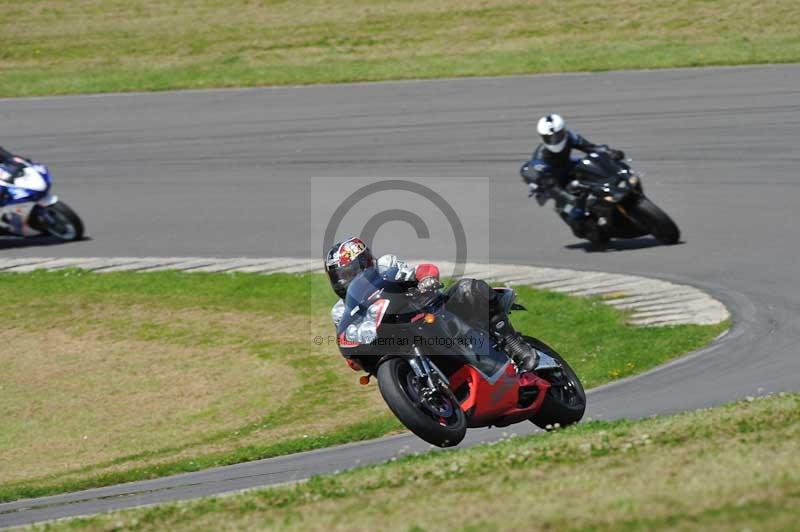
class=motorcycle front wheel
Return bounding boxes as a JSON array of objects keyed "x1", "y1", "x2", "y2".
[
  {"x1": 628, "y1": 197, "x2": 680, "y2": 245},
  {"x1": 30, "y1": 202, "x2": 84, "y2": 241},
  {"x1": 377, "y1": 357, "x2": 467, "y2": 447}
]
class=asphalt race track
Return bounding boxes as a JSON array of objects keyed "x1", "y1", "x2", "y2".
[{"x1": 1, "y1": 65, "x2": 799, "y2": 526}]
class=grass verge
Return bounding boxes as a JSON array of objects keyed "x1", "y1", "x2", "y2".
[
  {"x1": 1, "y1": 0, "x2": 798, "y2": 97},
  {"x1": 47, "y1": 393, "x2": 800, "y2": 531},
  {"x1": 0, "y1": 270, "x2": 724, "y2": 502}
]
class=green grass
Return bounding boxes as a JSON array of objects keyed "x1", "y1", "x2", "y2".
[
  {"x1": 0, "y1": 0, "x2": 798, "y2": 97},
  {"x1": 0, "y1": 270, "x2": 724, "y2": 503},
  {"x1": 509, "y1": 285, "x2": 724, "y2": 389},
  {"x1": 46, "y1": 393, "x2": 800, "y2": 531}
]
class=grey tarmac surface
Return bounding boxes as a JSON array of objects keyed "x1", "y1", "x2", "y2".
[{"x1": 1, "y1": 65, "x2": 799, "y2": 527}]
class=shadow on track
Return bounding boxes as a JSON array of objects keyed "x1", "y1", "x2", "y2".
[
  {"x1": 0, "y1": 235, "x2": 90, "y2": 250},
  {"x1": 565, "y1": 237, "x2": 685, "y2": 253}
]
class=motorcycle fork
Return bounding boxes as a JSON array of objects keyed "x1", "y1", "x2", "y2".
[
  {"x1": 409, "y1": 346, "x2": 450, "y2": 391},
  {"x1": 617, "y1": 190, "x2": 643, "y2": 218}
]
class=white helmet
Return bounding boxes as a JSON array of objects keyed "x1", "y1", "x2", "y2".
[{"x1": 537, "y1": 114, "x2": 568, "y2": 153}]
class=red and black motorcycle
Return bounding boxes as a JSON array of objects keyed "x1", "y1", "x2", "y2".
[{"x1": 337, "y1": 266, "x2": 585, "y2": 447}]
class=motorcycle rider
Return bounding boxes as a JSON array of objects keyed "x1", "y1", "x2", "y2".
[
  {"x1": 521, "y1": 114, "x2": 625, "y2": 240},
  {"x1": 325, "y1": 237, "x2": 538, "y2": 372},
  {"x1": 0, "y1": 146, "x2": 28, "y2": 180},
  {"x1": 0, "y1": 146, "x2": 29, "y2": 203}
]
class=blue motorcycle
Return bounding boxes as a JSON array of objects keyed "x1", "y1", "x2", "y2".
[{"x1": 0, "y1": 160, "x2": 84, "y2": 241}]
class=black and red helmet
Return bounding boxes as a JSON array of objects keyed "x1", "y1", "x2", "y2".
[{"x1": 324, "y1": 237, "x2": 375, "y2": 299}]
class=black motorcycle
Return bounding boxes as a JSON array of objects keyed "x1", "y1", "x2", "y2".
[{"x1": 521, "y1": 151, "x2": 680, "y2": 247}]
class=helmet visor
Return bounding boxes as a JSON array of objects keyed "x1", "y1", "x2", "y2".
[
  {"x1": 326, "y1": 251, "x2": 375, "y2": 298},
  {"x1": 327, "y1": 261, "x2": 361, "y2": 298},
  {"x1": 541, "y1": 128, "x2": 566, "y2": 147}
]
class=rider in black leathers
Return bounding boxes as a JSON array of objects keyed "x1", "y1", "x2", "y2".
[
  {"x1": 521, "y1": 114, "x2": 625, "y2": 240},
  {"x1": 325, "y1": 237, "x2": 538, "y2": 372}
]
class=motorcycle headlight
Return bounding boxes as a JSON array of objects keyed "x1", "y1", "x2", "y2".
[
  {"x1": 629, "y1": 175, "x2": 639, "y2": 186},
  {"x1": 356, "y1": 321, "x2": 377, "y2": 344},
  {"x1": 344, "y1": 299, "x2": 387, "y2": 344},
  {"x1": 366, "y1": 302, "x2": 381, "y2": 321},
  {"x1": 366, "y1": 299, "x2": 388, "y2": 324},
  {"x1": 345, "y1": 324, "x2": 359, "y2": 342}
]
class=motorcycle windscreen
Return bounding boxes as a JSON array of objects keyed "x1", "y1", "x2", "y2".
[
  {"x1": 416, "y1": 310, "x2": 509, "y2": 380},
  {"x1": 338, "y1": 267, "x2": 417, "y2": 335}
]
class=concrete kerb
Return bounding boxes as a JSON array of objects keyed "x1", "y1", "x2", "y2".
[{"x1": 0, "y1": 257, "x2": 729, "y2": 326}]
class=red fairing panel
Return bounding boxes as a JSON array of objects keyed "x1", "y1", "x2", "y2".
[{"x1": 449, "y1": 364, "x2": 550, "y2": 428}]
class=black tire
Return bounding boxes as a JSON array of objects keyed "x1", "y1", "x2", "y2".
[
  {"x1": 628, "y1": 197, "x2": 680, "y2": 245},
  {"x1": 32, "y1": 202, "x2": 84, "y2": 241},
  {"x1": 377, "y1": 358, "x2": 467, "y2": 447},
  {"x1": 524, "y1": 337, "x2": 586, "y2": 430}
]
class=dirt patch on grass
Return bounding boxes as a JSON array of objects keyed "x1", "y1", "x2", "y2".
[
  {"x1": 0, "y1": 297, "x2": 391, "y2": 488},
  {"x1": 0, "y1": 323, "x2": 294, "y2": 484}
]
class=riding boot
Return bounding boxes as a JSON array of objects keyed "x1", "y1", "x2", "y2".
[
  {"x1": 489, "y1": 312, "x2": 538, "y2": 372},
  {"x1": 573, "y1": 192, "x2": 588, "y2": 213}
]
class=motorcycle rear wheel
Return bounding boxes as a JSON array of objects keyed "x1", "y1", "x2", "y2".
[
  {"x1": 629, "y1": 197, "x2": 680, "y2": 245},
  {"x1": 524, "y1": 337, "x2": 586, "y2": 431},
  {"x1": 377, "y1": 357, "x2": 467, "y2": 447}
]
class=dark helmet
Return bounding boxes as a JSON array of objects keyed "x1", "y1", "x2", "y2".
[{"x1": 324, "y1": 237, "x2": 375, "y2": 299}]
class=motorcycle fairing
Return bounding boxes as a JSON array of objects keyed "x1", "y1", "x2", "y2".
[
  {"x1": 338, "y1": 268, "x2": 512, "y2": 381},
  {"x1": 0, "y1": 165, "x2": 51, "y2": 203},
  {"x1": 415, "y1": 310, "x2": 510, "y2": 382},
  {"x1": 0, "y1": 203, "x2": 37, "y2": 236},
  {"x1": 570, "y1": 152, "x2": 631, "y2": 183},
  {"x1": 0, "y1": 164, "x2": 54, "y2": 236},
  {"x1": 450, "y1": 363, "x2": 550, "y2": 428}
]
